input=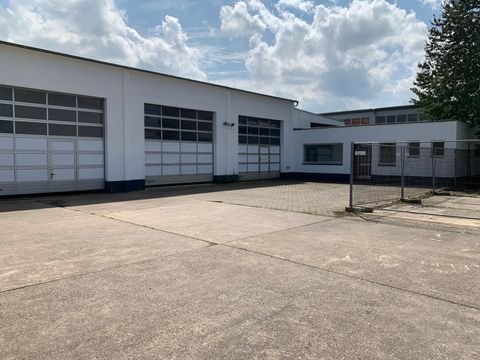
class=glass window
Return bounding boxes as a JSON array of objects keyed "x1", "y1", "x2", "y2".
[
  {"x1": 48, "y1": 93, "x2": 76, "y2": 107},
  {"x1": 49, "y1": 124, "x2": 77, "y2": 136},
  {"x1": 15, "y1": 121, "x2": 47, "y2": 135},
  {"x1": 239, "y1": 135, "x2": 247, "y2": 144},
  {"x1": 386, "y1": 116, "x2": 396, "y2": 124},
  {"x1": 162, "y1": 106, "x2": 179, "y2": 117},
  {"x1": 376, "y1": 116, "x2": 386, "y2": 124},
  {"x1": 78, "y1": 96, "x2": 103, "y2": 110},
  {"x1": 144, "y1": 103, "x2": 162, "y2": 116},
  {"x1": 248, "y1": 136, "x2": 259, "y2": 145},
  {"x1": 270, "y1": 137, "x2": 280, "y2": 145},
  {"x1": 78, "y1": 111, "x2": 103, "y2": 124},
  {"x1": 344, "y1": 119, "x2": 352, "y2": 126},
  {"x1": 397, "y1": 114, "x2": 407, "y2": 123},
  {"x1": 162, "y1": 118, "x2": 179, "y2": 129},
  {"x1": 260, "y1": 137, "x2": 270, "y2": 145},
  {"x1": 0, "y1": 103, "x2": 13, "y2": 117},
  {"x1": 197, "y1": 122, "x2": 212, "y2": 132},
  {"x1": 15, "y1": 105, "x2": 47, "y2": 120},
  {"x1": 198, "y1": 110, "x2": 213, "y2": 121},
  {"x1": 181, "y1": 131, "x2": 197, "y2": 142},
  {"x1": 144, "y1": 117, "x2": 162, "y2": 128},
  {"x1": 145, "y1": 129, "x2": 162, "y2": 140},
  {"x1": 163, "y1": 130, "x2": 180, "y2": 141},
  {"x1": 379, "y1": 143, "x2": 396, "y2": 165},
  {"x1": 15, "y1": 89, "x2": 46, "y2": 104},
  {"x1": 270, "y1": 120, "x2": 281, "y2": 128},
  {"x1": 78, "y1": 126, "x2": 103, "y2": 138},
  {"x1": 48, "y1": 108, "x2": 76, "y2": 122},
  {"x1": 181, "y1": 120, "x2": 197, "y2": 130},
  {"x1": 270, "y1": 129, "x2": 280, "y2": 137},
  {"x1": 408, "y1": 142, "x2": 420, "y2": 157},
  {"x1": 247, "y1": 118, "x2": 258, "y2": 126},
  {"x1": 238, "y1": 125, "x2": 247, "y2": 135},
  {"x1": 247, "y1": 126, "x2": 258, "y2": 135},
  {"x1": 258, "y1": 119, "x2": 269, "y2": 127},
  {"x1": 352, "y1": 118, "x2": 361, "y2": 125},
  {"x1": 180, "y1": 108, "x2": 196, "y2": 119},
  {"x1": 304, "y1": 144, "x2": 343, "y2": 165},
  {"x1": 408, "y1": 113, "x2": 418, "y2": 122},
  {"x1": 432, "y1": 142, "x2": 445, "y2": 157},
  {"x1": 0, "y1": 120, "x2": 13, "y2": 134},
  {"x1": 238, "y1": 116, "x2": 247, "y2": 125},
  {"x1": 259, "y1": 128, "x2": 269, "y2": 136},
  {"x1": 0, "y1": 86, "x2": 12, "y2": 101},
  {"x1": 198, "y1": 132, "x2": 212, "y2": 142}
]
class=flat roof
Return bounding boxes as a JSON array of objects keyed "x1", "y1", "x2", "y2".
[
  {"x1": 0, "y1": 40, "x2": 297, "y2": 104},
  {"x1": 321, "y1": 105, "x2": 417, "y2": 117}
]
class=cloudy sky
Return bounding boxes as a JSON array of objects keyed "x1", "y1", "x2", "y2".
[{"x1": 0, "y1": 0, "x2": 442, "y2": 112}]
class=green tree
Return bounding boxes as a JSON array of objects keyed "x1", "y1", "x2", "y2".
[{"x1": 412, "y1": 0, "x2": 480, "y2": 129}]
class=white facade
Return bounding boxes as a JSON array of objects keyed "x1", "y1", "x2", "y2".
[{"x1": 0, "y1": 41, "x2": 477, "y2": 197}]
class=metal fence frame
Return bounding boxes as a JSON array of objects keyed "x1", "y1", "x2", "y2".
[{"x1": 348, "y1": 139, "x2": 480, "y2": 211}]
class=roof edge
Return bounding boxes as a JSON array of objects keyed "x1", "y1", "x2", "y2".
[{"x1": 0, "y1": 40, "x2": 297, "y2": 104}]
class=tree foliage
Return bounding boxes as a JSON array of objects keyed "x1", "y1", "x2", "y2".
[{"x1": 412, "y1": 0, "x2": 480, "y2": 128}]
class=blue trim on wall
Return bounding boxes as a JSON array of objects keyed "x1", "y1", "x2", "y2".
[
  {"x1": 105, "y1": 179, "x2": 145, "y2": 193},
  {"x1": 281, "y1": 172, "x2": 350, "y2": 183}
]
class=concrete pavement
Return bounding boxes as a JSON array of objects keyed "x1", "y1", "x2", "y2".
[{"x1": 0, "y1": 182, "x2": 479, "y2": 359}]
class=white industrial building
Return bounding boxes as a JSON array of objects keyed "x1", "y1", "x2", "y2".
[{"x1": 0, "y1": 41, "x2": 477, "y2": 197}]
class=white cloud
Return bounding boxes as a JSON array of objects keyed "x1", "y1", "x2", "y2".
[
  {"x1": 277, "y1": 0, "x2": 315, "y2": 13},
  {"x1": 218, "y1": 0, "x2": 428, "y2": 111},
  {"x1": 421, "y1": 0, "x2": 443, "y2": 9},
  {"x1": 0, "y1": 0, "x2": 206, "y2": 80},
  {"x1": 220, "y1": 1, "x2": 267, "y2": 37}
]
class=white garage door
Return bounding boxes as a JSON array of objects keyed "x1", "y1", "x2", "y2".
[
  {"x1": 238, "y1": 116, "x2": 281, "y2": 181},
  {"x1": 0, "y1": 86, "x2": 105, "y2": 196},
  {"x1": 144, "y1": 104, "x2": 214, "y2": 186}
]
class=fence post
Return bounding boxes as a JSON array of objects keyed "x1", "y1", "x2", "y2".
[
  {"x1": 432, "y1": 157, "x2": 436, "y2": 193},
  {"x1": 349, "y1": 142, "x2": 355, "y2": 210},
  {"x1": 400, "y1": 145, "x2": 405, "y2": 201}
]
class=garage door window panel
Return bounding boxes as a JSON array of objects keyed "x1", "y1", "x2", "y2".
[
  {"x1": 181, "y1": 108, "x2": 196, "y2": 119},
  {"x1": 49, "y1": 124, "x2": 77, "y2": 137},
  {"x1": 0, "y1": 86, "x2": 12, "y2": 101},
  {"x1": 145, "y1": 104, "x2": 162, "y2": 116},
  {"x1": 145, "y1": 129, "x2": 162, "y2": 140},
  {"x1": 78, "y1": 111, "x2": 103, "y2": 124},
  {"x1": 15, "y1": 105, "x2": 46, "y2": 120},
  {"x1": 48, "y1": 108, "x2": 76, "y2": 122},
  {"x1": 198, "y1": 111, "x2": 213, "y2": 121},
  {"x1": 181, "y1": 120, "x2": 197, "y2": 131},
  {"x1": 163, "y1": 118, "x2": 180, "y2": 129},
  {"x1": 198, "y1": 122, "x2": 212, "y2": 132},
  {"x1": 78, "y1": 96, "x2": 103, "y2": 110},
  {"x1": 0, "y1": 104, "x2": 13, "y2": 118},
  {"x1": 181, "y1": 131, "x2": 197, "y2": 142},
  {"x1": 163, "y1": 130, "x2": 180, "y2": 141},
  {"x1": 162, "y1": 106, "x2": 179, "y2": 117},
  {"x1": 15, "y1": 89, "x2": 46, "y2": 104},
  {"x1": 78, "y1": 126, "x2": 103, "y2": 138},
  {"x1": 15, "y1": 121, "x2": 47, "y2": 135},
  {"x1": 145, "y1": 117, "x2": 162, "y2": 128},
  {"x1": 48, "y1": 93, "x2": 76, "y2": 107},
  {"x1": 0, "y1": 120, "x2": 13, "y2": 134}
]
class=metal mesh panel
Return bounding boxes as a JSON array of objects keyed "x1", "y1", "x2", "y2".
[{"x1": 350, "y1": 140, "x2": 480, "y2": 210}]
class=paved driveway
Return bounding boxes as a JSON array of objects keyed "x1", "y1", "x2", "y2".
[{"x1": 0, "y1": 181, "x2": 479, "y2": 359}]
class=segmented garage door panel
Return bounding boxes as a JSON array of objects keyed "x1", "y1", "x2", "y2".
[
  {"x1": 238, "y1": 115, "x2": 281, "y2": 181},
  {"x1": 144, "y1": 103, "x2": 214, "y2": 186},
  {"x1": 0, "y1": 85, "x2": 105, "y2": 196}
]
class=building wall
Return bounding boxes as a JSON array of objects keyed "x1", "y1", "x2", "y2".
[
  {"x1": 0, "y1": 43, "x2": 295, "y2": 186},
  {"x1": 289, "y1": 121, "x2": 461, "y2": 177}
]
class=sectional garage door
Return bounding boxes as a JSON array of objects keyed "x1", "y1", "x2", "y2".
[
  {"x1": 144, "y1": 104, "x2": 214, "y2": 186},
  {"x1": 0, "y1": 85, "x2": 105, "y2": 196},
  {"x1": 238, "y1": 116, "x2": 281, "y2": 180}
]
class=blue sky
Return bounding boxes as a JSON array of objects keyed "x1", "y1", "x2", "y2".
[{"x1": 0, "y1": 0, "x2": 442, "y2": 112}]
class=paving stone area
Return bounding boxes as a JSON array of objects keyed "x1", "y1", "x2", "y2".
[{"x1": 193, "y1": 181, "x2": 349, "y2": 216}]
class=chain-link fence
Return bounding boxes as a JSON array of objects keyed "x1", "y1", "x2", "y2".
[{"x1": 348, "y1": 140, "x2": 480, "y2": 210}]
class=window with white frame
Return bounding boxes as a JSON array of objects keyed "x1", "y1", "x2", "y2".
[
  {"x1": 379, "y1": 143, "x2": 396, "y2": 165},
  {"x1": 408, "y1": 142, "x2": 420, "y2": 157},
  {"x1": 304, "y1": 144, "x2": 343, "y2": 165},
  {"x1": 432, "y1": 142, "x2": 445, "y2": 157}
]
